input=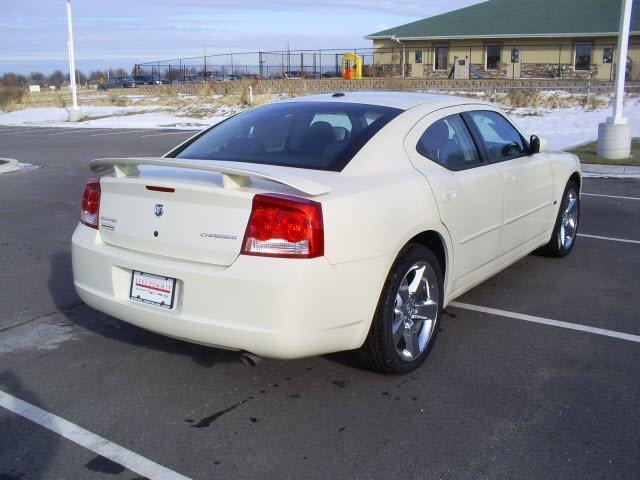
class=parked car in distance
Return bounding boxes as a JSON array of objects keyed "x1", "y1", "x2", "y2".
[
  {"x1": 134, "y1": 75, "x2": 169, "y2": 85},
  {"x1": 72, "y1": 92, "x2": 581, "y2": 374},
  {"x1": 97, "y1": 77, "x2": 136, "y2": 90}
]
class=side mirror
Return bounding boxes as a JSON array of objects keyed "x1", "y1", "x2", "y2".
[{"x1": 529, "y1": 135, "x2": 547, "y2": 154}]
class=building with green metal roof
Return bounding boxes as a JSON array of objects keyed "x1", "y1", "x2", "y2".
[{"x1": 365, "y1": 0, "x2": 639, "y2": 80}]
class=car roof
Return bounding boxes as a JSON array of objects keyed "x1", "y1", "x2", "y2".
[{"x1": 283, "y1": 91, "x2": 490, "y2": 110}]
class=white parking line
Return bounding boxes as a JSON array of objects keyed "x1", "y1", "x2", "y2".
[
  {"x1": 578, "y1": 233, "x2": 640, "y2": 245},
  {"x1": 49, "y1": 129, "x2": 92, "y2": 136},
  {"x1": 0, "y1": 128, "x2": 50, "y2": 134},
  {"x1": 90, "y1": 129, "x2": 151, "y2": 137},
  {"x1": 140, "y1": 131, "x2": 196, "y2": 138},
  {"x1": 582, "y1": 193, "x2": 640, "y2": 201},
  {"x1": 450, "y1": 302, "x2": 640, "y2": 343},
  {"x1": 0, "y1": 389, "x2": 190, "y2": 480}
]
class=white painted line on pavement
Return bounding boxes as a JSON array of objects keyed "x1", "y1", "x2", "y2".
[
  {"x1": 140, "y1": 131, "x2": 195, "y2": 138},
  {"x1": 49, "y1": 129, "x2": 92, "y2": 136},
  {"x1": 0, "y1": 390, "x2": 191, "y2": 480},
  {"x1": 90, "y1": 129, "x2": 151, "y2": 137},
  {"x1": 0, "y1": 128, "x2": 50, "y2": 134},
  {"x1": 0, "y1": 127, "x2": 29, "y2": 132},
  {"x1": 450, "y1": 301, "x2": 640, "y2": 343},
  {"x1": 582, "y1": 193, "x2": 640, "y2": 201},
  {"x1": 578, "y1": 233, "x2": 640, "y2": 245}
]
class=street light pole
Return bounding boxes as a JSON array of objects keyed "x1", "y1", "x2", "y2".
[
  {"x1": 597, "y1": 0, "x2": 633, "y2": 159},
  {"x1": 66, "y1": 0, "x2": 81, "y2": 121}
]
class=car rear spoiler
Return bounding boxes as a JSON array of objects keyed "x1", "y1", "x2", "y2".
[{"x1": 89, "y1": 157, "x2": 331, "y2": 196}]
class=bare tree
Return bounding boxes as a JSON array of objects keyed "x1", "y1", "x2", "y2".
[
  {"x1": 1, "y1": 72, "x2": 28, "y2": 87},
  {"x1": 29, "y1": 72, "x2": 46, "y2": 86},
  {"x1": 48, "y1": 70, "x2": 66, "y2": 88}
]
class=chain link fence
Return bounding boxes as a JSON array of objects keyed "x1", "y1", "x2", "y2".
[{"x1": 135, "y1": 43, "x2": 640, "y2": 83}]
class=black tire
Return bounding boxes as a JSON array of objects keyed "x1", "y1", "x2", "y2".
[
  {"x1": 357, "y1": 244, "x2": 444, "y2": 375},
  {"x1": 540, "y1": 180, "x2": 580, "y2": 258}
]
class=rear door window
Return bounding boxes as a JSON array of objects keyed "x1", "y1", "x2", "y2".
[{"x1": 416, "y1": 114, "x2": 482, "y2": 170}]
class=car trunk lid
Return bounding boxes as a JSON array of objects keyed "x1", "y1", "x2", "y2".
[{"x1": 92, "y1": 158, "x2": 331, "y2": 266}]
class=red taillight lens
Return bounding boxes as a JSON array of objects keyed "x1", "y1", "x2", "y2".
[
  {"x1": 241, "y1": 194, "x2": 324, "y2": 258},
  {"x1": 81, "y1": 178, "x2": 101, "y2": 229}
]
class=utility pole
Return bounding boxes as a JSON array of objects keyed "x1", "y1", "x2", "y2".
[
  {"x1": 66, "y1": 0, "x2": 81, "y2": 121},
  {"x1": 203, "y1": 45, "x2": 207, "y2": 81},
  {"x1": 597, "y1": 0, "x2": 633, "y2": 159}
]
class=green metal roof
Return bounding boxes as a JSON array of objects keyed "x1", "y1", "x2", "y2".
[{"x1": 366, "y1": 0, "x2": 639, "y2": 39}]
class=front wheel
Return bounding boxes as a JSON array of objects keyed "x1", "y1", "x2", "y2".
[
  {"x1": 540, "y1": 180, "x2": 580, "y2": 257},
  {"x1": 357, "y1": 244, "x2": 443, "y2": 374}
]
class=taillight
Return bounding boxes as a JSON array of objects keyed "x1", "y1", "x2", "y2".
[
  {"x1": 81, "y1": 178, "x2": 101, "y2": 229},
  {"x1": 241, "y1": 193, "x2": 324, "y2": 258}
]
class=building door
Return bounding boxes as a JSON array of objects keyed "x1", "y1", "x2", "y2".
[{"x1": 411, "y1": 50, "x2": 424, "y2": 77}]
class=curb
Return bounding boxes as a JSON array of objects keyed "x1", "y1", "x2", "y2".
[{"x1": 581, "y1": 163, "x2": 640, "y2": 178}]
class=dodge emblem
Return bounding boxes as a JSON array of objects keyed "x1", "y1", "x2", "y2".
[{"x1": 154, "y1": 204, "x2": 164, "y2": 217}]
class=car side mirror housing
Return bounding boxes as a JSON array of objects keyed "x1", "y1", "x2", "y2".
[{"x1": 529, "y1": 135, "x2": 547, "y2": 154}]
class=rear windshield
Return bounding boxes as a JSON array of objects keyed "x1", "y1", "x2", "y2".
[{"x1": 168, "y1": 101, "x2": 402, "y2": 171}]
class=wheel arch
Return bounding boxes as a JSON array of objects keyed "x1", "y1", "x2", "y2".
[
  {"x1": 404, "y1": 229, "x2": 451, "y2": 289},
  {"x1": 568, "y1": 171, "x2": 582, "y2": 192}
]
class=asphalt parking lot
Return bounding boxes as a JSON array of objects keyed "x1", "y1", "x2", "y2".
[{"x1": 1, "y1": 126, "x2": 639, "y2": 480}]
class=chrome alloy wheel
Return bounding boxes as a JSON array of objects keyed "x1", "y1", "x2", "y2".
[
  {"x1": 559, "y1": 190, "x2": 579, "y2": 250},
  {"x1": 392, "y1": 262, "x2": 440, "y2": 361}
]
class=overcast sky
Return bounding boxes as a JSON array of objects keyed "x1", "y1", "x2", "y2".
[{"x1": 0, "y1": 0, "x2": 483, "y2": 74}]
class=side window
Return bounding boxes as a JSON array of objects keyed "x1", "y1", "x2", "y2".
[
  {"x1": 311, "y1": 113, "x2": 353, "y2": 143},
  {"x1": 465, "y1": 110, "x2": 527, "y2": 162},
  {"x1": 416, "y1": 114, "x2": 482, "y2": 170},
  {"x1": 311, "y1": 113, "x2": 352, "y2": 133}
]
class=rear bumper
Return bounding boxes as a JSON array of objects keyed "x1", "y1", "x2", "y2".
[{"x1": 72, "y1": 224, "x2": 391, "y2": 359}]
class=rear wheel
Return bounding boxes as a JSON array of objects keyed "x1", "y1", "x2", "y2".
[
  {"x1": 540, "y1": 180, "x2": 580, "y2": 257},
  {"x1": 357, "y1": 245, "x2": 443, "y2": 374}
]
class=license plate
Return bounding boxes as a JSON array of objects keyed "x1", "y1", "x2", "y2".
[{"x1": 129, "y1": 271, "x2": 176, "y2": 309}]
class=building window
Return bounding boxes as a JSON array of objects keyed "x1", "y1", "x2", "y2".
[
  {"x1": 575, "y1": 43, "x2": 593, "y2": 71},
  {"x1": 435, "y1": 46, "x2": 449, "y2": 70},
  {"x1": 486, "y1": 44, "x2": 501, "y2": 70},
  {"x1": 415, "y1": 50, "x2": 423, "y2": 64}
]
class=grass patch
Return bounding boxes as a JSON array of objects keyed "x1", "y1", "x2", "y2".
[
  {"x1": 501, "y1": 89, "x2": 610, "y2": 110},
  {"x1": 570, "y1": 138, "x2": 640, "y2": 166},
  {"x1": 0, "y1": 87, "x2": 26, "y2": 110}
]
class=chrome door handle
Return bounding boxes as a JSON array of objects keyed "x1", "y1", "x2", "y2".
[{"x1": 441, "y1": 188, "x2": 457, "y2": 203}]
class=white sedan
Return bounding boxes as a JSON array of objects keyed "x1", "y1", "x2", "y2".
[{"x1": 72, "y1": 92, "x2": 581, "y2": 374}]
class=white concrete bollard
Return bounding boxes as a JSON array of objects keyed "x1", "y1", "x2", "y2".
[{"x1": 596, "y1": 122, "x2": 632, "y2": 160}]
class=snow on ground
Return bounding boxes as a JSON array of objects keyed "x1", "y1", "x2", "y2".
[
  {"x1": 512, "y1": 97, "x2": 640, "y2": 150},
  {"x1": 0, "y1": 96, "x2": 638, "y2": 150},
  {"x1": 0, "y1": 105, "x2": 234, "y2": 130}
]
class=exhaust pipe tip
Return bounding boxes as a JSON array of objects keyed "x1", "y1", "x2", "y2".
[{"x1": 240, "y1": 352, "x2": 262, "y2": 367}]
